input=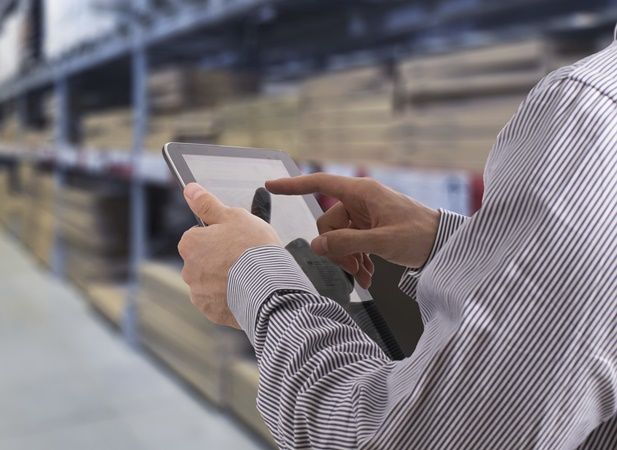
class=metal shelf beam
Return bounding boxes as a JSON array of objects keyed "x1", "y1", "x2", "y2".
[
  {"x1": 1, "y1": 0, "x2": 613, "y2": 104},
  {"x1": 0, "y1": 0, "x2": 269, "y2": 103}
]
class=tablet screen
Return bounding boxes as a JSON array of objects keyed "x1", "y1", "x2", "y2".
[
  {"x1": 183, "y1": 155, "x2": 317, "y2": 245},
  {"x1": 183, "y1": 153, "x2": 365, "y2": 304}
]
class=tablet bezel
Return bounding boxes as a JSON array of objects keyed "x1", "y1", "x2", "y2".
[{"x1": 163, "y1": 142, "x2": 326, "y2": 222}]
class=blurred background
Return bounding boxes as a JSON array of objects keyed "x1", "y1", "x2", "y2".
[{"x1": 0, "y1": 0, "x2": 615, "y2": 449}]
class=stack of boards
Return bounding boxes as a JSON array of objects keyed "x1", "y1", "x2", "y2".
[
  {"x1": 57, "y1": 186, "x2": 129, "y2": 289},
  {"x1": 20, "y1": 36, "x2": 598, "y2": 173},
  {"x1": 81, "y1": 109, "x2": 134, "y2": 151},
  {"x1": 0, "y1": 92, "x2": 56, "y2": 150},
  {"x1": 390, "y1": 37, "x2": 595, "y2": 170},
  {"x1": 148, "y1": 66, "x2": 258, "y2": 146},
  {"x1": 228, "y1": 359, "x2": 277, "y2": 447},
  {"x1": 0, "y1": 163, "x2": 56, "y2": 265},
  {"x1": 20, "y1": 165, "x2": 56, "y2": 265},
  {"x1": 0, "y1": 166, "x2": 25, "y2": 238},
  {"x1": 82, "y1": 107, "x2": 223, "y2": 152},
  {"x1": 390, "y1": 39, "x2": 548, "y2": 170},
  {"x1": 137, "y1": 262, "x2": 255, "y2": 408},
  {"x1": 0, "y1": 110, "x2": 53, "y2": 149},
  {"x1": 0, "y1": 163, "x2": 128, "y2": 323},
  {"x1": 81, "y1": 68, "x2": 259, "y2": 152},
  {"x1": 217, "y1": 93, "x2": 301, "y2": 156},
  {"x1": 148, "y1": 67, "x2": 259, "y2": 113},
  {"x1": 84, "y1": 283, "x2": 127, "y2": 326},
  {"x1": 0, "y1": 112, "x2": 20, "y2": 145},
  {"x1": 298, "y1": 65, "x2": 396, "y2": 163}
]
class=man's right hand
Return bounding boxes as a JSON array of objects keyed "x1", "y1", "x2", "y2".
[{"x1": 266, "y1": 174, "x2": 440, "y2": 289}]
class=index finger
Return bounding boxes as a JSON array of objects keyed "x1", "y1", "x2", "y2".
[{"x1": 265, "y1": 173, "x2": 357, "y2": 200}]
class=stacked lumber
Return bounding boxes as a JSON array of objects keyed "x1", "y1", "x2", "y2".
[
  {"x1": 391, "y1": 39, "x2": 547, "y2": 171},
  {"x1": 148, "y1": 67, "x2": 259, "y2": 113},
  {"x1": 21, "y1": 127, "x2": 54, "y2": 149},
  {"x1": 84, "y1": 283, "x2": 128, "y2": 326},
  {"x1": 0, "y1": 111, "x2": 53, "y2": 149},
  {"x1": 81, "y1": 93, "x2": 299, "y2": 155},
  {"x1": 81, "y1": 107, "x2": 222, "y2": 152},
  {"x1": 2, "y1": 193, "x2": 25, "y2": 237},
  {"x1": 217, "y1": 93, "x2": 301, "y2": 155},
  {"x1": 390, "y1": 95, "x2": 525, "y2": 171},
  {"x1": 148, "y1": 66, "x2": 257, "y2": 148},
  {"x1": 82, "y1": 108, "x2": 133, "y2": 151},
  {"x1": 20, "y1": 168, "x2": 57, "y2": 265},
  {"x1": 148, "y1": 109, "x2": 221, "y2": 149},
  {"x1": 131, "y1": 66, "x2": 260, "y2": 151},
  {"x1": 0, "y1": 113, "x2": 21, "y2": 144},
  {"x1": 138, "y1": 262, "x2": 251, "y2": 406},
  {"x1": 228, "y1": 359, "x2": 276, "y2": 447},
  {"x1": 57, "y1": 186, "x2": 129, "y2": 288},
  {"x1": 298, "y1": 65, "x2": 396, "y2": 162},
  {"x1": 0, "y1": 169, "x2": 14, "y2": 226},
  {"x1": 0, "y1": 162, "x2": 43, "y2": 246},
  {"x1": 398, "y1": 40, "x2": 546, "y2": 101},
  {"x1": 249, "y1": 91, "x2": 301, "y2": 154}
]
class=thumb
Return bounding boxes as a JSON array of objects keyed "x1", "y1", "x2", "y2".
[
  {"x1": 311, "y1": 228, "x2": 376, "y2": 257},
  {"x1": 184, "y1": 183, "x2": 228, "y2": 225}
]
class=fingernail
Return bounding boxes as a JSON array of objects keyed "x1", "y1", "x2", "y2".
[
  {"x1": 185, "y1": 183, "x2": 205, "y2": 200},
  {"x1": 312, "y1": 236, "x2": 328, "y2": 255}
]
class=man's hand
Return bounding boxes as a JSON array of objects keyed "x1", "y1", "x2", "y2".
[
  {"x1": 178, "y1": 183, "x2": 282, "y2": 328},
  {"x1": 266, "y1": 174, "x2": 440, "y2": 288}
]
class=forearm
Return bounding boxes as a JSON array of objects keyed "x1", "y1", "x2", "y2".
[
  {"x1": 228, "y1": 247, "x2": 398, "y2": 449},
  {"x1": 256, "y1": 292, "x2": 393, "y2": 448}
]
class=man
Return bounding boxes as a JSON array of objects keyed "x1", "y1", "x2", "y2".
[{"x1": 177, "y1": 33, "x2": 616, "y2": 449}]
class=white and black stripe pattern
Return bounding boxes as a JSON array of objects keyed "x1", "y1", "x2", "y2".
[{"x1": 227, "y1": 37, "x2": 617, "y2": 449}]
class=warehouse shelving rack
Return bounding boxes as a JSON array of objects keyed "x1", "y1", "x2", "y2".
[
  {"x1": 0, "y1": 0, "x2": 282, "y2": 344},
  {"x1": 0, "y1": 0, "x2": 616, "y2": 343}
]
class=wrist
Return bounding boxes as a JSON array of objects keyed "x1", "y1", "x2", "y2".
[
  {"x1": 413, "y1": 208, "x2": 441, "y2": 269},
  {"x1": 227, "y1": 245, "x2": 318, "y2": 345}
]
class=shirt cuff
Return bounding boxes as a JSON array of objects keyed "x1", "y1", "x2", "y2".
[
  {"x1": 227, "y1": 245, "x2": 319, "y2": 345},
  {"x1": 399, "y1": 209, "x2": 469, "y2": 297}
]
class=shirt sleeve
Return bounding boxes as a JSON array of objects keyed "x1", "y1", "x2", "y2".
[
  {"x1": 228, "y1": 246, "x2": 393, "y2": 449},
  {"x1": 398, "y1": 208, "x2": 468, "y2": 298},
  {"x1": 227, "y1": 54, "x2": 617, "y2": 448}
]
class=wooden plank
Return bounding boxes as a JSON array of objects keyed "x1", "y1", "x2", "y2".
[
  {"x1": 84, "y1": 283, "x2": 127, "y2": 326},
  {"x1": 405, "y1": 70, "x2": 542, "y2": 100},
  {"x1": 301, "y1": 65, "x2": 393, "y2": 99},
  {"x1": 228, "y1": 359, "x2": 276, "y2": 447},
  {"x1": 399, "y1": 39, "x2": 545, "y2": 78}
]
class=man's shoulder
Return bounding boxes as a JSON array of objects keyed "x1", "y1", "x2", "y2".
[
  {"x1": 535, "y1": 42, "x2": 617, "y2": 103},
  {"x1": 568, "y1": 41, "x2": 617, "y2": 101}
]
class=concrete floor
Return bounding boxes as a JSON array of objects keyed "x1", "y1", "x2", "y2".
[{"x1": 0, "y1": 231, "x2": 265, "y2": 450}]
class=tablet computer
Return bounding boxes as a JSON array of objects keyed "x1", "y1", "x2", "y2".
[{"x1": 163, "y1": 142, "x2": 404, "y2": 359}]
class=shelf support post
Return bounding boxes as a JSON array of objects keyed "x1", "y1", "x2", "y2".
[
  {"x1": 123, "y1": 2, "x2": 149, "y2": 346},
  {"x1": 51, "y1": 77, "x2": 70, "y2": 278}
]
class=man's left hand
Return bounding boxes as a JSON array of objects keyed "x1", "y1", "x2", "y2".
[{"x1": 178, "y1": 183, "x2": 282, "y2": 328}]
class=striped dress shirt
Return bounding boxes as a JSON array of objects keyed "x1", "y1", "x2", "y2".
[{"x1": 227, "y1": 36, "x2": 617, "y2": 449}]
